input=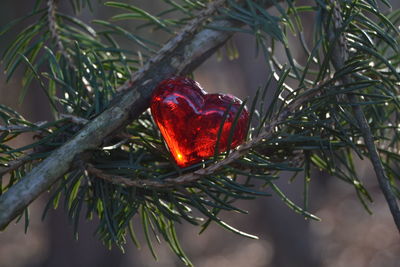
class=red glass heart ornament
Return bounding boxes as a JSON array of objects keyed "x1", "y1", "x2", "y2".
[{"x1": 150, "y1": 77, "x2": 249, "y2": 167}]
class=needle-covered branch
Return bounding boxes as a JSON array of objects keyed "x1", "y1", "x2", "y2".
[
  {"x1": 328, "y1": 0, "x2": 400, "y2": 233},
  {"x1": 86, "y1": 85, "x2": 320, "y2": 188},
  {"x1": 0, "y1": 0, "x2": 279, "y2": 230},
  {"x1": 0, "y1": 153, "x2": 34, "y2": 178},
  {"x1": 0, "y1": 121, "x2": 47, "y2": 132},
  {"x1": 47, "y1": 0, "x2": 76, "y2": 69}
]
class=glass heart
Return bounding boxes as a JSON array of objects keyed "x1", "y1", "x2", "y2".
[{"x1": 150, "y1": 77, "x2": 249, "y2": 167}]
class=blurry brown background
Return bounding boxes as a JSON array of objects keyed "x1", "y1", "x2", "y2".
[{"x1": 1, "y1": 1, "x2": 399, "y2": 267}]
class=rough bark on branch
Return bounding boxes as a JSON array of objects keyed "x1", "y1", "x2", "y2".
[{"x1": 0, "y1": 1, "x2": 279, "y2": 229}]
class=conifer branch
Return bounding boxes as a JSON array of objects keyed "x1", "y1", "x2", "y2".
[
  {"x1": 88, "y1": 85, "x2": 320, "y2": 188},
  {"x1": 0, "y1": 153, "x2": 34, "y2": 177},
  {"x1": 0, "y1": 116, "x2": 86, "y2": 177},
  {"x1": 0, "y1": 121, "x2": 48, "y2": 132},
  {"x1": 47, "y1": 0, "x2": 76, "y2": 69},
  {"x1": 59, "y1": 114, "x2": 89, "y2": 125},
  {"x1": 0, "y1": 0, "x2": 279, "y2": 230},
  {"x1": 0, "y1": 115, "x2": 87, "y2": 133},
  {"x1": 328, "y1": 0, "x2": 400, "y2": 232}
]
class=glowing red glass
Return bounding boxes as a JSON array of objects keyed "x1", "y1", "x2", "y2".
[{"x1": 150, "y1": 77, "x2": 249, "y2": 167}]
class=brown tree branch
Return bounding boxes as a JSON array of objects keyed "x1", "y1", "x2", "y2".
[{"x1": 328, "y1": 0, "x2": 400, "y2": 233}]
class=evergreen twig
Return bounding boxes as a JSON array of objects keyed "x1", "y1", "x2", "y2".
[
  {"x1": 47, "y1": 0, "x2": 76, "y2": 69},
  {"x1": 0, "y1": 153, "x2": 34, "y2": 177},
  {"x1": 0, "y1": 121, "x2": 47, "y2": 132},
  {"x1": 87, "y1": 83, "x2": 320, "y2": 188},
  {"x1": 59, "y1": 114, "x2": 88, "y2": 125},
  {"x1": 328, "y1": 0, "x2": 400, "y2": 232}
]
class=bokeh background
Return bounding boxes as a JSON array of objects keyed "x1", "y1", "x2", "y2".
[{"x1": 1, "y1": 1, "x2": 399, "y2": 267}]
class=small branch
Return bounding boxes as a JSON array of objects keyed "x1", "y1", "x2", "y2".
[
  {"x1": 86, "y1": 164, "x2": 169, "y2": 188},
  {"x1": 59, "y1": 114, "x2": 89, "y2": 125},
  {"x1": 0, "y1": 121, "x2": 47, "y2": 132},
  {"x1": 47, "y1": 0, "x2": 76, "y2": 69},
  {"x1": 0, "y1": 116, "x2": 88, "y2": 177},
  {"x1": 0, "y1": 115, "x2": 87, "y2": 133},
  {"x1": 0, "y1": 153, "x2": 34, "y2": 177},
  {"x1": 47, "y1": 0, "x2": 95, "y2": 95},
  {"x1": 0, "y1": 116, "x2": 86, "y2": 176},
  {"x1": 328, "y1": 0, "x2": 400, "y2": 232},
  {"x1": 89, "y1": 87, "x2": 319, "y2": 188}
]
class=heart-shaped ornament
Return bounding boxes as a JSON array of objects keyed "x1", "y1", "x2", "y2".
[{"x1": 150, "y1": 77, "x2": 249, "y2": 167}]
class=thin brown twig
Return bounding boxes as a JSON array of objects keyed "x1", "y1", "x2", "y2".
[
  {"x1": 47, "y1": 0, "x2": 76, "y2": 69},
  {"x1": 0, "y1": 115, "x2": 87, "y2": 177},
  {"x1": 328, "y1": 0, "x2": 400, "y2": 232},
  {"x1": 0, "y1": 121, "x2": 48, "y2": 132},
  {"x1": 47, "y1": 0, "x2": 97, "y2": 96},
  {"x1": 0, "y1": 153, "x2": 34, "y2": 177},
  {"x1": 88, "y1": 86, "x2": 320, "y2": 188},
  {"x1": 86, "y1": 164, "x2": 168, "y2": 188},
  {"x1": 59, "y1": 114, "x2": 89, "y2": 125},
  {"x1": 0, "y1": 114, "x2": 88, "y2": 133}
]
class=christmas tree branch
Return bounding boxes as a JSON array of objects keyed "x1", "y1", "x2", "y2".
[
  {"x1": 0, "y1": 152, "x2": 34, "y2": 177},
  {"x1": 0, "y1": 116, "x2": 86, "y2": 177},
  {"x1": 87, "y1": 85, "x2": 320, "y2": 188},
  {"x1": 47, "y1": 0, "x2": 76, "y2": 69},
  {"x1": 328, "y1": 0, "x2": 400, "y2": 232},
  {"x1": 0, "y1": 115, "x2": 87, "y2": 133},
  {"x1": 0, "y1": 121, "x2": 48, "y2": 132},
  {"x1": 59, "y1": 114, "x2": 88, "y2": 125},
  {"x1": 0, "y1": 0, "x2": 280, "y2": 230}
]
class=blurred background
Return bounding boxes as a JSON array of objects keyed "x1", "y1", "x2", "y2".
[{"x1": 1, "y1": 1, "x2": 399, "y2": 267}]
